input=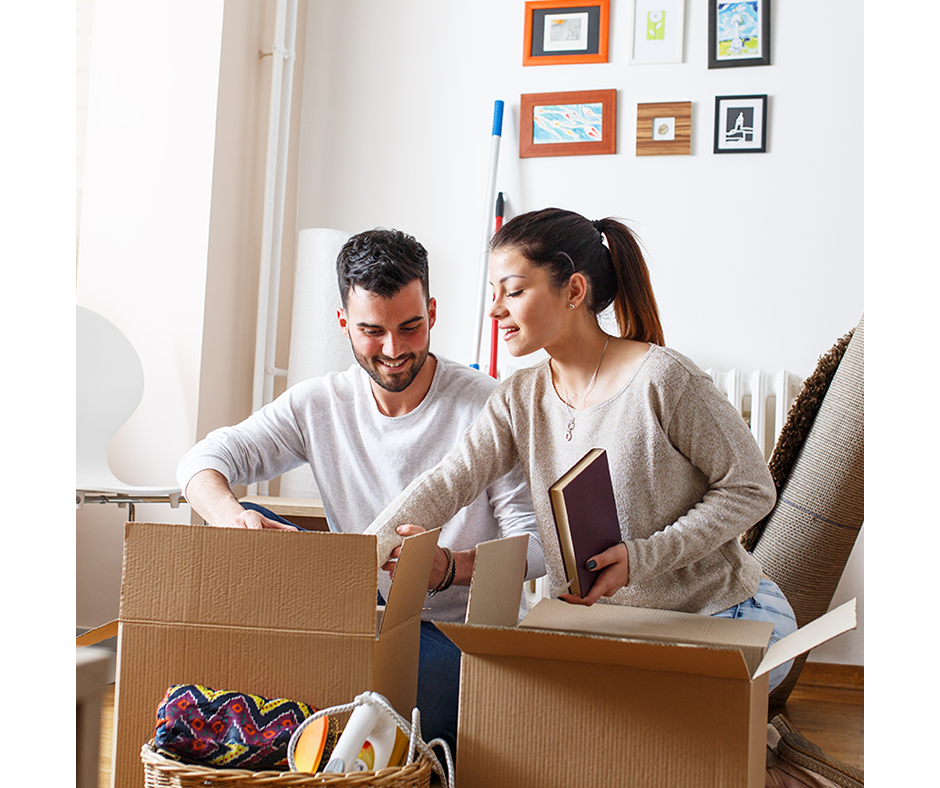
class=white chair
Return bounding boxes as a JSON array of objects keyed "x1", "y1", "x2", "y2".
[{"x1": 76, "y1": 306, "x2": 182, "y2": 520}]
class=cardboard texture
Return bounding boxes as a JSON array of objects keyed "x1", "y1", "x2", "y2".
[
  {"x1": 77, "y1": 522, "x2": 437, "y2": 788},
  {"x1": 439, "y1": 538, "x2": 857, "y2": 788}
]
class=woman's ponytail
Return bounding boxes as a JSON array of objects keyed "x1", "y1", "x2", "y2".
[{"x1": 595, "y1": 218, "x2": 664, "y2": 346}]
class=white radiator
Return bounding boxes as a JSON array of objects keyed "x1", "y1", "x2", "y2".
[{"x1": 705, "y1": 368, "x2": 803, "y2": 461}]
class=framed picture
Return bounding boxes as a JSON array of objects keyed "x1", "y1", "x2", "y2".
[
  {"x1": 708, "y1": 1, "x2": 771, "y2": 68},
  {"x1": 713, "y1": 94, "x2": 767, "y2": 153},
  {"x1": 636, "y1": 102, "x2": 691, "y2": 156},
  {"x1": 629, "y1": 0, "x2": 685, "y2": 64},
  {"x1": 520, "y1": 89, "x2": 617, "y2": 158},
  {"x1": 523, "y1": 0, "x2": 610, "y2": 66}
]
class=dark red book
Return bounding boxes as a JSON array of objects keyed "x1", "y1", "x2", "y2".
[{"x1": 548, "y1": 448, "x2": 623, "y2": 598}]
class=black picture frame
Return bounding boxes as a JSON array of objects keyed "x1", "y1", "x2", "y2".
[
  {"x1": 708, "y1": 0, "x2": 771, "y2": 69},
  {"x1": 713, "y1": 94, "x2": 768, "y2": 154}
]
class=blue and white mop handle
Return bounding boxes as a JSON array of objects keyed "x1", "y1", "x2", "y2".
[{"x1": 470, "y1": 100, "x2": 504, "y2": 370}]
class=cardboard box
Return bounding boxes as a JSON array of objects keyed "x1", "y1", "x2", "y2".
[
  {"x1": 440, "y1": 538, "x2": 857, "y2": 788},
  {"x1": 76, "y1": 522, "x2": 437, "y2": 788}
]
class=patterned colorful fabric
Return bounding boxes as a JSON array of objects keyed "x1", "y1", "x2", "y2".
[{"x1": 154, "y1": 684, "x2": 317, "y2": 770}]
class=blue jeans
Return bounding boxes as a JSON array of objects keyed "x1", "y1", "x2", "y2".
[
  {"x1": 241, "y1": 502, "x2": 460, "y2": 758},
  {"x1": 712, "y1": 576, "x2": 797, "y2": 692}
]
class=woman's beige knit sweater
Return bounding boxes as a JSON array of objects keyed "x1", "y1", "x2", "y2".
[{"x1": 367, "y1": 345, "x2": 775, "y2": 615}]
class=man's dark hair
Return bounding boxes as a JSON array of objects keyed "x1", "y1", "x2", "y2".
[{"x1": 336, "y1": 228, "x2": 430, "y2": 308}]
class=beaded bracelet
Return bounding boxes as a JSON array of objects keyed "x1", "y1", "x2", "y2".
[{"x1": 428, "y1": 547, "x2": 455, "y2": 596}]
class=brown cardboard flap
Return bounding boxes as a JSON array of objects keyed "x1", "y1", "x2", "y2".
[
  {"x1": 438, "y1": 622, "x2": 752, "y2": 680},
  {"x1": 465, "y1": 535, "x2": 528, "y2": 627},
  {"x1": 76, "y1": 619, "x2": 119, "y2": 646},
  {"x1": 754, "y1": 598, "x2": 857, "y2": 678},
  {"x1": 122, "y1": 523, "x2": 379, "y2": 635},
  {"x1": 380, "y1": 528, "x2": 438, "y2": 635},
  {"x1": 521, "y1": 598, "x2": 772, "y2": 675}
]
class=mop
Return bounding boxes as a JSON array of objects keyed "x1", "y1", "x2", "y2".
[
  {"x1": 488, "y1": 192, "x2": 505, "y2": 379},
  {"x1": 470, "y1": 100, "x2": 503, "y2": 371}
]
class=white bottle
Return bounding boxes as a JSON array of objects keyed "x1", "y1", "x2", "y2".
[{"x1": 323, "y1": 695, "x2": 399, "y2": 773}]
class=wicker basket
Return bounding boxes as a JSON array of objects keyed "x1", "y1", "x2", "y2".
[{"x1": 141, "y1": 743, "x2": 433, "y2": 788}]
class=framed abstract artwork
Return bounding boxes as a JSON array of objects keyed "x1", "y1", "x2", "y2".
[
  {"x1": 708, "y1": 1, "x2": 771, "y2": 68},
  {"x1": 523, "y1": 0, "x2": 610, "y2": 66},
  {"x1": 520, "y1": 89, "x2": 617, "y2": 158},
  {"x1": 713, "y1": 94, "x2": 768, "y2": 153}
]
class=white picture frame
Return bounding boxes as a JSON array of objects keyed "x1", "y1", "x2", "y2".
[{"x1": 629, "y1": 0, "x2": 685, "y2": 65}]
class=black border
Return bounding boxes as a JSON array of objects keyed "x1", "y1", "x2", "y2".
[
  {"x1": 708, "y1": 0, "x2": 771, "y2": 69},
  {"x1": 713, "y1": 94, "x2": 768, "y2": 154}
]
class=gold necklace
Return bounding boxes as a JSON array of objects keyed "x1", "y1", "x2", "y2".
[{"x1": 562, "y1": 336, "x2": 610, "y2": 441}]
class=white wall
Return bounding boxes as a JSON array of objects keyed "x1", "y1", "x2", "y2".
[
  {"x1": 71, "y1": 0, "x2": 864, "y2": 662},
  {"x1": 75, "y1": 0, "x2": 226, "y2": 627},
  {"x1": 75, "y1": 0, "x2": 309, "y2": 629},
  {"x1": 76, "y1": 0, "x2": 225, "y2": 488},
  {"x1": 294, "y1": 0, "x2": 863, "y2": 662}
]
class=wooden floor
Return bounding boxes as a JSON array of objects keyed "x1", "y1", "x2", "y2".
[{"x1": 95, "y1": 662, "x2": 862, "y2": 786}]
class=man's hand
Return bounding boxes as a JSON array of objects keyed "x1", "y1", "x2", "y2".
[
  {"x1": 184, "y1": 469, "x2": 298, "y2": 530},
  {"x1": 221, "y1": 507, "x2": 298, "y2": 531},
  {"x1": 559, "y1": 541, "x2": 629, "y2": 606}
]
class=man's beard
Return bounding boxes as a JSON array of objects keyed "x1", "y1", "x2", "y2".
[{"x1": 351, "y1": 342, "x2": 429, "y2": 393}]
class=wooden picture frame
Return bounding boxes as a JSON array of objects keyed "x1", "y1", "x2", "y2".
[
  {"x1": 708, "y1": 0, "x2": 771, "y2": 68},
  {"x1": 629, "y1": 0, "x2": 685, "y2": 64},
  {"x1": 713, "y1": 94, "x2": 768, "y2": 153},
  {"x1": 636, "y1": 102, "x2": 691, "y2": 156},
  {"x1": 523, "y1": 0, "x2": 610, "y2": 66},
  {"x1": 520, "y1": 89, "x2": 617, "y2": 158}
]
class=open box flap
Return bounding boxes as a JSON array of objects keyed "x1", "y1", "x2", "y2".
[
  {"x1": 438, "y1": 621, "x2": 753, "y2": 680},
  {"x1": 379, "y1": 528, "x2": 438, "y2": 635},
  {"x1": 521, "y1": 598, "x2": 772, "y2": 676},
  {"x1": 521, "y1": 598, "x2": 774, "y2": 647},
  {"x1": 121, "y1": 522, "x2": 379, "y2": 636},
  {"x1": 466, "y1": 534, "x2": 529, "y2": 627},
  {"x1": 76, "y1": 619, "x2": 119, "y2": 647},
  {"x1": 754, "y1": 598, "x2": 857, "y2": 678}
]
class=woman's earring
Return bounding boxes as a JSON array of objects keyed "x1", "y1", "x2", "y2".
[{"x1": 569, "y1": 303, "x2": 575, "y2": 310}]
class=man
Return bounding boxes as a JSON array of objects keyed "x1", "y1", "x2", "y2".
[{"x1": 177, "y1": 228, "x2": 544, "y2": 756}]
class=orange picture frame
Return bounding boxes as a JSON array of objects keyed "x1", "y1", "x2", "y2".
[
  {"x1": 523, "y1": 0, "x2": 610, "y2": 66},
  {"x1": 520, "y1": 89, "x2": 617, "y2": 158}
]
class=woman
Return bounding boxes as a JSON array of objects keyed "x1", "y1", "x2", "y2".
[{"x1": 367, "y1": 207, "x2": 796, "y2": 690}]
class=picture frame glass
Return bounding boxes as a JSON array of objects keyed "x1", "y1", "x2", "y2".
[
  {"x1": 716, "y1": 1, "x2": 764, "y2": 63},
  {"x1": 533, "y1": 102, "x2": 604, "y2": 144},
  {"x1": 715, "y1": 96, "x2": 766, "y2": 151},
  {"x1": 543, "y1": 12, "x2": 591, "y2": 52},
  {"x1": 631, "y1": 0, "x2": 684, "y2": 63}
]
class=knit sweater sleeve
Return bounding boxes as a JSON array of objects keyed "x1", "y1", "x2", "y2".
[
  {"x1": 176, "y1": 384, "x2": 311, "y2": 495},
  {"x1": 624, "y1": 370, "x2": 776, "y2": 587},
  {"x1": 365, "y1": 388, "x2": 520, "y2": 566}
]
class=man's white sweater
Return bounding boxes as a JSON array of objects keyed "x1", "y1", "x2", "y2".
[{"x1": 178, "y1": 355, "x2": 544, "y2": 623}]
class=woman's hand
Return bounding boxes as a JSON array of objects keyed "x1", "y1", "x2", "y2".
[
  {"x1": 381, "y1": 524, "x2": 449, "y2": 590},
  {"x1": 559, "y1": 541, "x2": 629, "y2": 606}
]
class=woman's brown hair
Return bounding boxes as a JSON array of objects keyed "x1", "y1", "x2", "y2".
[{"x1": 491, "y1": 208, "x2": 664, "y2": 345}]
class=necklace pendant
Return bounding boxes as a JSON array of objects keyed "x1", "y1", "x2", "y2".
[{"x1": 565, "y1": 419, "x2": 575, "y2": 441}]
